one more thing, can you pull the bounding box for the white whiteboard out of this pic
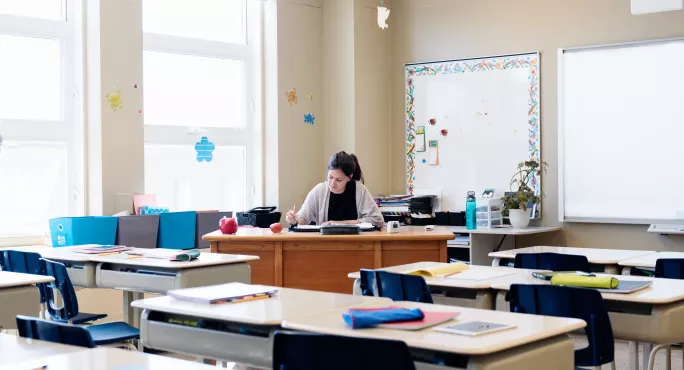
[405,53,541,214]
[559,38,684,223]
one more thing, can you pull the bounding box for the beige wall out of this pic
[275,0,325,213]
[390,0,684,250]
[353,0,392,195]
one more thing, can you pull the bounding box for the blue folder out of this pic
[157,211,197,250]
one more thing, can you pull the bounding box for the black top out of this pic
[327,180,358,221]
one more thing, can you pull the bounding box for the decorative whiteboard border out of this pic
[405,52,541,217]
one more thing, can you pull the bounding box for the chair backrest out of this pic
[16,315,95,348]
[359,269,377,297]
[508,284,614,367]
[655,258,684,279]
[272,331,415,370]
[41,258,80,321]
[359,270,432,303]
[0,250,48,304]
[514,252,590,272]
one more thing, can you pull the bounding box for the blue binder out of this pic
[158,211,197,250]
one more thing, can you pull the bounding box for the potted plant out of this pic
[502,160,547,229]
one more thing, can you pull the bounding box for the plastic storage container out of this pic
[475,198,504,228]
[49,216,119,247]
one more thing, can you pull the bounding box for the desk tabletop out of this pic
[0,333,86,367]
[446,226,561,235]
[348,262,529,289]
[618,252,684,268]
[490,272,684,304]
[488,246,654,264]
[88,251,259,269]
[0,271,53,288]
[203,226,455,242]
[131,286,391,325]
[4,347,216,370]
[281,301,584,356]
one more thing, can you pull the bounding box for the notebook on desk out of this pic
[595,280,653,294]
[291,223,378,232]
[168,282,279,304]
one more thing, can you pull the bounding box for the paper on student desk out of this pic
[406,262,469,277]
[168,282,279,304]
[296,223,376,230]
[126,248,198,259]
[446,268,516,281]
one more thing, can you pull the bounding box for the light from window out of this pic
[0,141,68,236]
[143,50,244,128]
[0,0,64,20]
[143,0,245,44]
[0,35,62,120]
[144,144,246,213]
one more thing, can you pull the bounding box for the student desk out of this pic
[132,286,390,367]
[204,226,455,294]
[4,346,217,370]
[282,300,583,370]
[347,262,534,310]
[619,251,684,274]
[4,246,258,327]
[0,271,54,330]
[0,332,86,367]
[488,245,654,274]
[490,273,684,370]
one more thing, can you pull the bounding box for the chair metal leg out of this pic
[644,343,654,370]
[648,344,672,370]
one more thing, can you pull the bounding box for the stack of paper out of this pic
[406,262,469,278]
[168,283,279,304]
[73,245,133,254]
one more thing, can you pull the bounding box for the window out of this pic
[0,0,82,239]
[143,0,262,213]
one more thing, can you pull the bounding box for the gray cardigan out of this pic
[297,181,384,226]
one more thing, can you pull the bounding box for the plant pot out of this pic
[509,209,530,229]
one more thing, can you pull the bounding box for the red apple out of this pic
[270,222,283,233]
[219,217,238,234]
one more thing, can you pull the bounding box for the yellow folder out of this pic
[406,262,469,277]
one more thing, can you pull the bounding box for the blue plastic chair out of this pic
[655,258,684,279]
[508,284,615,369]
[272,331,415,370]
[359,269,433,303]
[0,250,49,317]
[514,252,590,272]
[16,315,95,348]
[41,259,139,348]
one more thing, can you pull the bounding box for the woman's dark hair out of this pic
[328,151,364,184]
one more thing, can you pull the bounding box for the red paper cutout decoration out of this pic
[440,129,448,136]
[429,118,437,125]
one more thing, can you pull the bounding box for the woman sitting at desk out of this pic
[286,151,384,227]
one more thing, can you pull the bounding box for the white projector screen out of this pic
[559,39,684,224]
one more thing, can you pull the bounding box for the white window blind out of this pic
[559,39,684,224]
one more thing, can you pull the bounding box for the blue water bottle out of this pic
[466,191,477,230]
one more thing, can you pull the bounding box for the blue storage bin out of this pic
[49,216,119,247]
[158,211,197,250]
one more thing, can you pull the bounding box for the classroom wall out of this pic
[275,0,325,213]
[353,0,392,195]
[389,0,684,251]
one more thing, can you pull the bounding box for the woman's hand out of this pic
[286,205,299,225]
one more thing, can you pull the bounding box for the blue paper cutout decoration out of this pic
[195,136,215,163]
[422,159,426,163]
[304,112,316,125]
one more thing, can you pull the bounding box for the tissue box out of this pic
[49,216,118,247]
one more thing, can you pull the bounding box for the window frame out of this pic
[0,0,84,241]
[142,0,263,211]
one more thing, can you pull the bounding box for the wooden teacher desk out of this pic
[204,226,454,294]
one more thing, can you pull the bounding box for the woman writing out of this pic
[286,151,384,227]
